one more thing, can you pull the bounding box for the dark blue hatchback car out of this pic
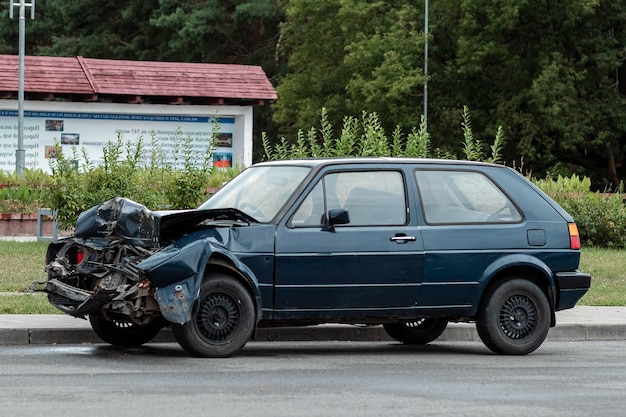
[38,158,591,357]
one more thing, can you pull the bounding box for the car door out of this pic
[273,167,425,320]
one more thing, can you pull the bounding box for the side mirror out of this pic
[322,209,350,232]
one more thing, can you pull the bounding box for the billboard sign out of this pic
[0,108,237,173]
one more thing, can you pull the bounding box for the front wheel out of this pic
[89,314,165,346]
[172,274,255,358]
[476,278,551,355]
[383,318,448,345]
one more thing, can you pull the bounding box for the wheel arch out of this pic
[204,252,263,324]
[148,241,264,326]
[479,257,557,326]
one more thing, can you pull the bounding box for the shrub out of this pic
[0,129,239,229]
[551,192,626,249]
[0,169,53,213]
[535,174,626,248]
[566,193,624,248]
[43,125,239,230]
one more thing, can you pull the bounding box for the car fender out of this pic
[138,237,262,324]
[480,253,557,308]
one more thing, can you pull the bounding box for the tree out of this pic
[1,0,284,69]
[272,0,350,133]
[445,0,626,185]
[28,0,168,60]
[150,0,283,67]
[276,0,626,186]
[274,0,426,136]
[342,2,426,132]
[150,0,286,160]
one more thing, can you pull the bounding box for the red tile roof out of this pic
[0,55,277,105]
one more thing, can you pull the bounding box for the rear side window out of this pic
[291,170,407,227]
[415,170,522,224]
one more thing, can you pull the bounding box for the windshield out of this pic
[199,165,311,222]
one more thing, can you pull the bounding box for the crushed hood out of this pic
[74,197,257,247]
[75,197,159,247]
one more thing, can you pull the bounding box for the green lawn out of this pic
[0,241,623,313]
[0,240,57,313]
[578,247,626,306]
[0,241,49,292]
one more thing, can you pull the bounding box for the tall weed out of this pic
[263,107,498,162]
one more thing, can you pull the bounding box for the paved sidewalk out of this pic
[0,236,39,242]
[0,306,624,346]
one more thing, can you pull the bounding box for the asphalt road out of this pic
[1,340,624,417]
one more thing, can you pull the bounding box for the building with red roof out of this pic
[0,55,277,172]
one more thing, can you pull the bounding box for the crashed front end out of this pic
[44,236,161,322]
[35,197,217,326]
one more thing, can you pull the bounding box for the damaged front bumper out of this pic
[32,276,156,319]
[34,233,219,326]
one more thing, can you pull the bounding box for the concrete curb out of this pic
[2,321,626,346]
[1,307,625,346]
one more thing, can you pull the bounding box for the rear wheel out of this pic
[383,318,448,345]
[89,314,164,346]
[476,278,550,355]
[172,274,255,358]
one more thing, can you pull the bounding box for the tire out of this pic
[383,318,448,345]
[476,278,551,355]
[89,314,164,346]
[172,274,255,358]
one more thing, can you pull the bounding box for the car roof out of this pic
[252,157,506,169]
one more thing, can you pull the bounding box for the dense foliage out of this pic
[275,0,626,187]
[0,170,51,213]
[2,0,626,186]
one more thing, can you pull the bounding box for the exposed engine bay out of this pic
[44,237,160,324]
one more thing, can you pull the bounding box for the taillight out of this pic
[568,223,581,250]
[76,251,84,264]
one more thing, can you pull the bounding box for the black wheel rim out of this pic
[112,319,133,329]
[195,292,240,345]
[498,294,537,340]
[404,318,427,329]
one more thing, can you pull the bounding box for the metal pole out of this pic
[16,1,26,176]
[423,0,428,129]
[10,0,35,177]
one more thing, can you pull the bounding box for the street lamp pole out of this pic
[9,0,35,177]
[423,0,428,129]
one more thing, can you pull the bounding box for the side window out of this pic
[290,181,325,226]
[291,170,407,227]
[415,170,522,224]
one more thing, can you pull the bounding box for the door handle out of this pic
[390,235,416,243]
